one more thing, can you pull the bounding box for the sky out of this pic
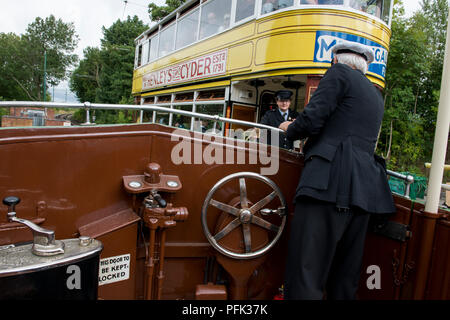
[0,0,165,102]
[0,0,422,103]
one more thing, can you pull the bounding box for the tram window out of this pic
[155,109,170,125]
[172,105,193,129]
[301,0,343,4]
[261,0,294,14]
[176,8,199,50]
[143,97,155,104]
[235,0,255,22]
[142,40,149,65]
[199,0,232,40]
[149,34,159,61]
[278,0,294,9]
[349,0,388,21]
[194,104,224,134]
[380,0,391,23]
[159,23,176,57]
[261,0,277,13]
[319,0,343,4]
[157,95,172,103]
[259,92,276,120]
[197,89,225,101]
[136,45,143,68]
[174,92,194,102]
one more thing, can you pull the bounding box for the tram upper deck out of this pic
[132,0,393,97]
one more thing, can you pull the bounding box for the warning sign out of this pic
[98,254,130,286]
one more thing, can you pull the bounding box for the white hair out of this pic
[335,53,368,74]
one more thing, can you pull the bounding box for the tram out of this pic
[0,0,449,301]
[132,0,391,136]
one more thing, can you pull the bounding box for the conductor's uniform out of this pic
[282,42,396,299]
[260,90,299,149]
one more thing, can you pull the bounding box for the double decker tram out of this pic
[132,0,392,139]
[2,0,449,301]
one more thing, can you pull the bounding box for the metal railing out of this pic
[0,101,284,134]
[3,101,448,198]
[386,170,415,199]
[387,170,450,199]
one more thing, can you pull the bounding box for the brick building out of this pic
[1,107,71,127]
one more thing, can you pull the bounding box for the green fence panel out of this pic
[388,172,427,200]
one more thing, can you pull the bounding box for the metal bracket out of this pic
[371,220,411,242]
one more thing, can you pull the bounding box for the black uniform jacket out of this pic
[286,63,396,214]
[260,108,299,149]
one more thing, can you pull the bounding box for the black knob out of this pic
[153,193,167,208]
[3,196,20,207]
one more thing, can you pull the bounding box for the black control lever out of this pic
[2,196,65,256]
[3,196,20,214]
[152,192,167,208]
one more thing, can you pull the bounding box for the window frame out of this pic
[140,88,228,135]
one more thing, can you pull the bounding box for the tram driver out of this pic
[259,90,299,149]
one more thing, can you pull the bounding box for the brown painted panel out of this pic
[0,124,303,300]
[399,201,442,299]
[357,195,413,300]
[8,124,447,300]
[138,130,301,299]
[425,217,450,299]
[94,223,139,300]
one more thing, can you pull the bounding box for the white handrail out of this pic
[0,100,284,134]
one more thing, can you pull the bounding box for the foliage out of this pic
[70,16,146,124]
[96,16,146,104]
[377,0,449,176]
[69,47,102,103]
[0,33,30,101]
[148,0,187,22]
[0,15,78,101]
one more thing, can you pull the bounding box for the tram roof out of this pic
[135,0,198,43]
[135,0,392,44]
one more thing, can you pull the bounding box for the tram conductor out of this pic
[279,41,396,299]
[260,90,299,149]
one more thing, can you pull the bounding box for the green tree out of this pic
[69,47,102,103]
[148,0,187,22]
[70,16,146,124]
[96,16,147,104]
[0,15,78,101]
[0,33,31,100]
[378,0,448,174]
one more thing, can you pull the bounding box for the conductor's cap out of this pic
[275,90,293,100]
[332,41,374,64]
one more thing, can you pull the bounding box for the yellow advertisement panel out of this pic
[132,8,391,95]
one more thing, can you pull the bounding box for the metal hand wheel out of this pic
[201,172,287,259]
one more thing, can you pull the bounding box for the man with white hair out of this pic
[279,41,396,299]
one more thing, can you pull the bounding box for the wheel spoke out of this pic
[213,218,241,242]
[239,178,249,209]
[210,199,240,216]
[251,215,280,233]
[242,224,252,253]
[250,191,277,214]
